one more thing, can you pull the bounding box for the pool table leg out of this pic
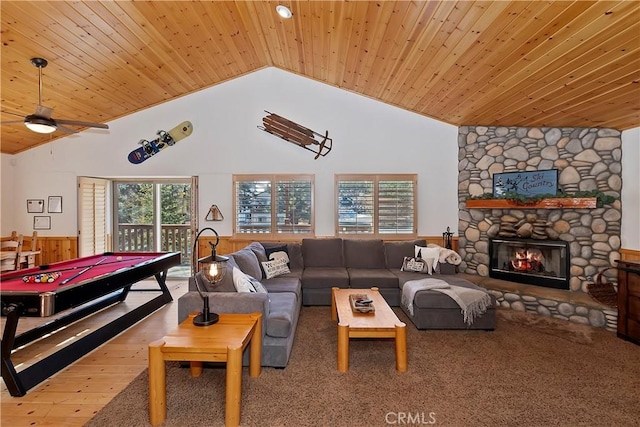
[1,304,27,396]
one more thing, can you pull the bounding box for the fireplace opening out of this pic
[489,238,570,290]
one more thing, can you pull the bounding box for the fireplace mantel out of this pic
[465,197,597,210]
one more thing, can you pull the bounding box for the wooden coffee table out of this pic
[148,312,262,427]
[331,287,407,372]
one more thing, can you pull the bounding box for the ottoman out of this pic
[400,275,496,330]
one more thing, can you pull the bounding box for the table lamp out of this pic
[192,227,229,326]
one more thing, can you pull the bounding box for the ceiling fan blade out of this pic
[0,120,25,124]
[57,125,78,134]
[1,110,26,118]
[35,104,53,119]
[55,119,109,129]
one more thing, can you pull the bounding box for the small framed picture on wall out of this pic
[48,196,63,213]
[34,216,51,230]
[27,199,45,213]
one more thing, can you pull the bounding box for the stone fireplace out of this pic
[457,126,622,330]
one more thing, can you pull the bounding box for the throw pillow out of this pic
[262,257,291,279]
[232,267,256,293]
[262,245,290,278]
[400,256,434,275]
[248,276,268,294]
[415,245,440,270]
[265,245,290,265]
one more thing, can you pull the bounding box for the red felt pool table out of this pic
[0,251,180,397]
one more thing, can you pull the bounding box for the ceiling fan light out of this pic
[276,5,292,19]
[24,116,57,134]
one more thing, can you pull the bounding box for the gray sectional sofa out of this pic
[177,238,495,368]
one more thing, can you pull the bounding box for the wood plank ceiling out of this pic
[1,1,639,155]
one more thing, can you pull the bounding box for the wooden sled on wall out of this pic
[258,111,332,159]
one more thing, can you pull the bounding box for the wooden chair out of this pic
[1,234,23,272]
[21,231,40,266]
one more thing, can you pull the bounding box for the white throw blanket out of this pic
[402,278,492,325]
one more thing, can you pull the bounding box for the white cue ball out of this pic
[116,256,123,261]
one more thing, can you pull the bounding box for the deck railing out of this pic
[117,224,191,263]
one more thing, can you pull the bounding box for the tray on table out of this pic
[349,293,375,314]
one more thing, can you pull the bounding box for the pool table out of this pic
[0,251,180,397]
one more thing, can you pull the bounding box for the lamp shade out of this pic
[200,258,227,283]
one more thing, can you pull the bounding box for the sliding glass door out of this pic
[113,179,194,278]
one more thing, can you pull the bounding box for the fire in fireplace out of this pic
[489,238,570,290]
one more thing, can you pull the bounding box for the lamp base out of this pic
[193,311,219,326]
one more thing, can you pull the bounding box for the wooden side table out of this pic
[148,312,262,427]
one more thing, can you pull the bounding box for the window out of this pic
[336,174,416,237]
[234,174,314,237]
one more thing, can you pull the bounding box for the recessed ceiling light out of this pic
[276,5,292,19]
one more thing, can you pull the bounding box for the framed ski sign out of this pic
[493,169,558,198]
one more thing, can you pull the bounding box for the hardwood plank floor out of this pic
[1,280,188,426]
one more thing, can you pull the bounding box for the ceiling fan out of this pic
[1,57,109,134]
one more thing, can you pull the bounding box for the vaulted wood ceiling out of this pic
[1,1,639,155]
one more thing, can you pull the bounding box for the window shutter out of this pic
[336,174,416,237]
[337,180,374,234]
[235,180,272,234]
[276,179,313,234]
[378,180,415,234]
[78,177,109,256]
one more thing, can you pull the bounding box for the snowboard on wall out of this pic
[128,121,193,164]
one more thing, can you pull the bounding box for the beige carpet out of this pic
[85,307,640,427]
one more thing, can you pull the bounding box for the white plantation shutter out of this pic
[337,180,374,234]
[336,174,416,237]
[276,179,313,234]
[234,175,314,237]
[78,177,109,256]
[378,179,415,234]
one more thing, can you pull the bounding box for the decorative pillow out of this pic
[232,267,256,293]
[415,245,440,270]
[261,257,291,279]
[401,256,434,275]
[248,276,268,294]
[261,245,290,278]
[265,245,290,265]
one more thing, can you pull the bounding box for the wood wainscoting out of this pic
[28,235,640,265]
[31,236,78,265]
[620,248,640,262]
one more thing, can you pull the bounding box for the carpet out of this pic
[86,307,640,427]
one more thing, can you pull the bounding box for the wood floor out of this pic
[1,280,188,426]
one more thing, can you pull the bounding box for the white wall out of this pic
[1,68,458,238]
[621,126,640,251]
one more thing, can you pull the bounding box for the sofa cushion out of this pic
[262,276,301,298]
[302,238,343,268]
[347,268,399,289]
[384,239,427,269]
[266,292,298,338]
[231,248,262,280]
[344,239,386,269]
[301,267,349,289]
[246,242,268,264]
